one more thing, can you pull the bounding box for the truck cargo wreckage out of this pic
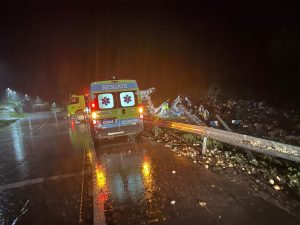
[140,88,300,163]
[140,87,208,125]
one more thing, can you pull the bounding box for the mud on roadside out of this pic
[144,128,300,217]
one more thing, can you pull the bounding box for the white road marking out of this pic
[79,147,86,223]
[12,200,29,225]
[0,173,79,191]
[87,131,106,225]
[31,116,51,134]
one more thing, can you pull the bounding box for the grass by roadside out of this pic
[0,105,28,128]
[9,112,28,118]
[0,119,17,128]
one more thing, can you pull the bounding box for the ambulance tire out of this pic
[94,139,100,148]
[90,126,99,147]
[93,136,101,149]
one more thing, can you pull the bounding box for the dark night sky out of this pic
[0,1,299,104]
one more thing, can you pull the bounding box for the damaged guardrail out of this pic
[144,117,300,163]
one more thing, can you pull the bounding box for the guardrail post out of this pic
[154,117,159,137]
[202,137,207,154]
[154,125,158,137]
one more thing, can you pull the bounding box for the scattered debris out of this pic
[232,120,241,125]
[274,185,281,191]
[198,201,207,207]
[146,127,300,215]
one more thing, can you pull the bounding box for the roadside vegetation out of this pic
[9,111,27,118]
[0,119,17,128]
[0,102,28,128]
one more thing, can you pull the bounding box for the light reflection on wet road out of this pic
[0,112,299,225]
[0,112,88,225]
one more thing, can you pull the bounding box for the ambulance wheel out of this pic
[93,136,101,148]
[90,127,98,145]
[95,139,99,148]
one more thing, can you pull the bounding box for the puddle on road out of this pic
[92,138,168,224]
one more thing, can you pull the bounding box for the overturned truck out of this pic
[140,87,209,126]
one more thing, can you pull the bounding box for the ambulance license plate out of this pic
[102,119,115,125]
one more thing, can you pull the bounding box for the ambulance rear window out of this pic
[98,93,114,109]
[69,97,79,104]
[120,91,136,107]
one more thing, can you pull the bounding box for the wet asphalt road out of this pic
[0,112,299,225]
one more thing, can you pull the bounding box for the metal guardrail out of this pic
[144,117,300,163]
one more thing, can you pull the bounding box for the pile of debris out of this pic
[141,87,300,146]
[199,89,300,146]
[142,86,300,185]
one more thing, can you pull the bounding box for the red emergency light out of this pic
[91,99,98,111]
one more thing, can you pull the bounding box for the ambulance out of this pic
[89,79,144,142]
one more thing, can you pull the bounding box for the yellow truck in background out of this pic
[67,94,89,121]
